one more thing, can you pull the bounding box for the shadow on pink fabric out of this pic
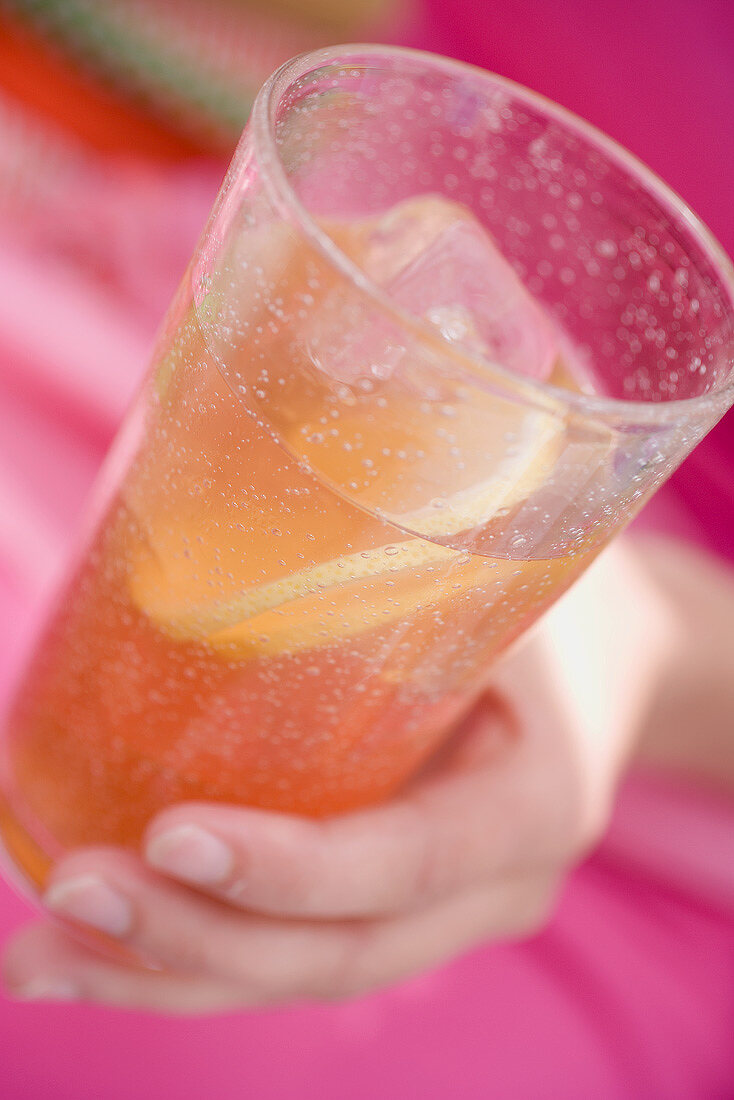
[0,2,733,1097]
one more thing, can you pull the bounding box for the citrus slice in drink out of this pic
[128,401,560,660]
[130,194,566,659]
[132,532,458,657]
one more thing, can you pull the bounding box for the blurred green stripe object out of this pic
[0,0,330,145]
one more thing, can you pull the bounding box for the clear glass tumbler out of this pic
[1,45,733,892]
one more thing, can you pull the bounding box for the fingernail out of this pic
[146,824,234,887]
[11,977,79,1002]
[44,875,133,938]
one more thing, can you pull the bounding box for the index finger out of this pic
[143,696,560,919]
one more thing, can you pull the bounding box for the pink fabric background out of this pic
[0,2,733,1098]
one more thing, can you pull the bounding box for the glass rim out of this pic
[250,43,734,427]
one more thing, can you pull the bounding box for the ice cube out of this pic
[304,196,556,388]
[356,195,557,382]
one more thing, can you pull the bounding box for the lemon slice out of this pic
[129,428,552,660]
[137,537,448,639]
[391,412,559,540]
[207,543,485,658]
[129,384,561,659]
[131,195,565,658]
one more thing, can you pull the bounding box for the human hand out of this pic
[2,543,675,1014]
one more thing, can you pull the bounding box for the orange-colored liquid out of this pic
[0,201,597,886]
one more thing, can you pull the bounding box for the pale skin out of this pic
[2,536,732,1014]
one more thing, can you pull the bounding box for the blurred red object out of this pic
[0,13,205,158]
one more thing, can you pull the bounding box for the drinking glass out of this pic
[2,45,733,892]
